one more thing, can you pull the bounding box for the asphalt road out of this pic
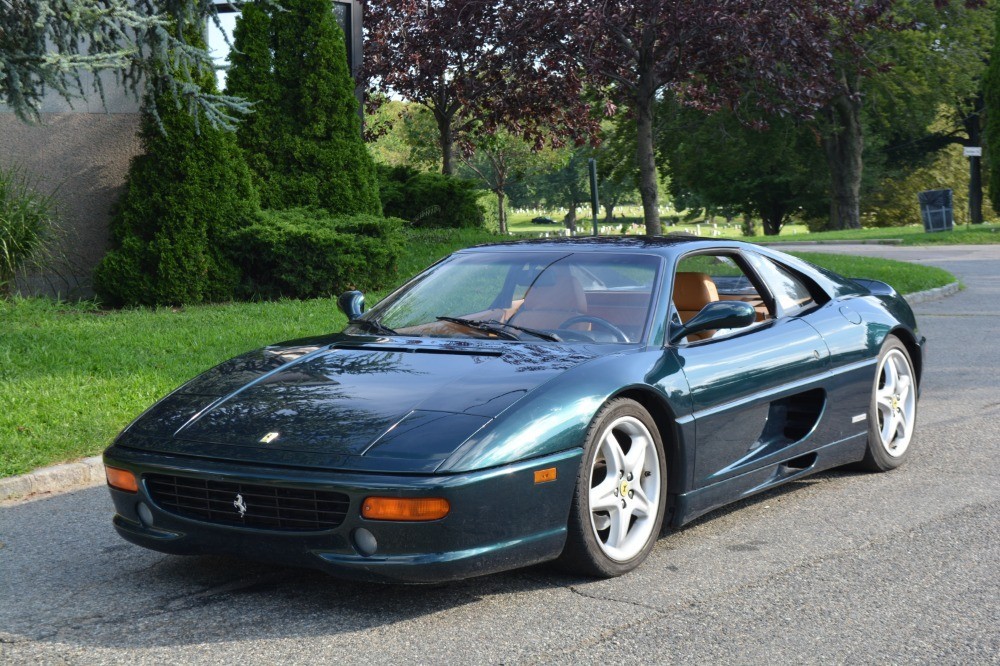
[2,244,998,665]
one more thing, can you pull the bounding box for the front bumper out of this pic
[103,445,581,583]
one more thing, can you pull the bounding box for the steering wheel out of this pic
[558,315,629,343]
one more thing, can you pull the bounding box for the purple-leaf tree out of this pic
[565,0,888,235]
[364,0,598,176]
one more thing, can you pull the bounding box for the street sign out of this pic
[964,146,983,157]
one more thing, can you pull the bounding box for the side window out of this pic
[673,253,770,342]
[744,253,818,316]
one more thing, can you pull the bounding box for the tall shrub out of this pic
[226,0,381,215]
[378,166,485,228]
[0,166,58,297]
[225,1,275,193]
[225,209,402,299]
[94,37,259,306]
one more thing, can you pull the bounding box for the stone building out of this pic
[1,1,362,298]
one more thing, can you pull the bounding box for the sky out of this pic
[206,11,239,89]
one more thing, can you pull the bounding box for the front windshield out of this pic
[357,251,661,344]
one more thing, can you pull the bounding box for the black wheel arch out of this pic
[887,326,923,388]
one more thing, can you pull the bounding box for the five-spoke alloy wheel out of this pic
[561,398,667,577]
[860,336,918,471]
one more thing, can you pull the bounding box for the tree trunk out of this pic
[563,205,577,233]
[635,59,661,235]
[496,191,507,234]
[761,203,784,236]
[603,202,615,222]
[822,81,863,230]
[435,111,454,176]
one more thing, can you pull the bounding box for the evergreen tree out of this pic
[986,6,1000,213]
[225,2,275,194]
[2,0,249,128]
[94,35,259,306]
[226,0,381,215]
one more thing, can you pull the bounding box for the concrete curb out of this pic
[0,280,962,504]
[1,456,104,503]
[904,281,961,305]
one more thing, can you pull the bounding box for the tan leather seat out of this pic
[509,265,587,331]
[674,271,719,341]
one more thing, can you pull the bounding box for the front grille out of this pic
[145,473,350,531]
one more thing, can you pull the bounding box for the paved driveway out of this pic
[2,245,998,664]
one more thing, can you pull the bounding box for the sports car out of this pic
[104,236,924,582]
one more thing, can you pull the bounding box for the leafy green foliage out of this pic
[224,209,403,299]
[378,166,485,229]
[2,0,251,128]
[986,3,1000,212]
[93,52,259,306]
[863,0,994,172]
[866,141,997,227]
[0,166,59,296]
[661,103,827,235]
[226,0,381,215]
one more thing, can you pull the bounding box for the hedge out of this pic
[225,209,403,300]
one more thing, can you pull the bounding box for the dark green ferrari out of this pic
[104,236,924,582]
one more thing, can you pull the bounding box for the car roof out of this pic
[453,234,866,300]
[456,234,748,257]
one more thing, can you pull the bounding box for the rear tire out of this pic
[559,398,667,577]
[857,336,917,472]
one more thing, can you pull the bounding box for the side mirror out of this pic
[669,301,756,344]
[337,290,365,321]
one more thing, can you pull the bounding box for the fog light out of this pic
[136,502,154,527]
[353,528,378,556]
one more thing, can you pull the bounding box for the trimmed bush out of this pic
[225,209,403,299]
[94,34,259,307]
[378,165,485,228]
[226,0,381,215]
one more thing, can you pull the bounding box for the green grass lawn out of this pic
[507,208,1000,244]
[506,209,812,239]
[0,229,956,477]
[764,223,1000,245]
[789,252,957,294]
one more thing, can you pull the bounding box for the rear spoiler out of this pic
[850,278,897,298]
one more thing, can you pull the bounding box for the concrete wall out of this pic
[1,74,142,298]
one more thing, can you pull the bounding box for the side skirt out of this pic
[670,433,868,528]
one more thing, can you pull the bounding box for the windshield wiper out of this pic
[488,320,562,342]
[351,318,398,336]
[435,316,520,340]
[436,316,561,342]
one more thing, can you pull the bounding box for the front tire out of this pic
[560,398,667,577]
[858,336,918,472]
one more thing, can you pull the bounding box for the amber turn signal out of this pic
[534,467,557,484]
[105,466,138,493]
[361,497,450,521]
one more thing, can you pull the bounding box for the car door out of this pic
[664,250,831,489]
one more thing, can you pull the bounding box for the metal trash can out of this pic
[918,189,954,232]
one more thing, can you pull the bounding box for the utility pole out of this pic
[589,158,600,236]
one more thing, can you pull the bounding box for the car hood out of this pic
[119,335,608,473]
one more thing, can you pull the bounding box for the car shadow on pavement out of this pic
[0,485,591,651]
[0,467,865,652]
